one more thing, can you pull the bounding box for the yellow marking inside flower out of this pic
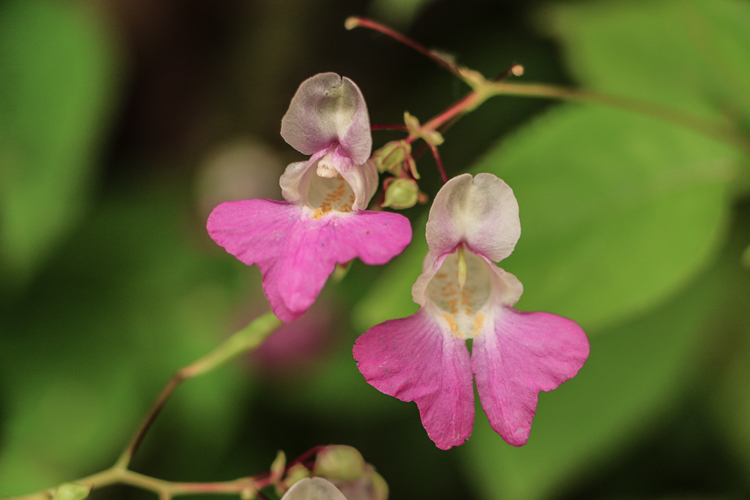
[427,250,492,339]
[456,244,467,291]
[443,313,463,338]
[472,312,485,338]
[311,176,353,220]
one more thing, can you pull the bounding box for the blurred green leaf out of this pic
[368,0,438,29]
[357,104,737,332]
[0,0,117,287]
[742,243,750,268]
[462,234,738,500]
[476,104,736,329]
[542,0,750,121]
[0,185,252,495]
[706,212,750,478]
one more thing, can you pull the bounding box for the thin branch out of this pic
[493,81,750,156]
[345,17,463,79]
[116,311,282,468]
[371,124,409,132]
[426,142,448,184]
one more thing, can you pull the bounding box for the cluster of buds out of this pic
[274,446,387,500]
[371,110,446,210]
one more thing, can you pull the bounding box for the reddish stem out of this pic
[426,142,448,184]
[371,124,409,132]
[420,92,481,134]
[287,446,325,469]
[346,17,462,78]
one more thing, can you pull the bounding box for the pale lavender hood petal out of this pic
[281,73,372,165]
[426,173,520,261]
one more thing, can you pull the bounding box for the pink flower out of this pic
[208,73,412,322]
[353,173,589,450]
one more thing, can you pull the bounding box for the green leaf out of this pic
[542,0,750,123]
[477,104,737,329]
[705,213,750,478]
[0,0,117,287]
[742,243,750,269]
[357,104,736,332]
[462,239,735,500]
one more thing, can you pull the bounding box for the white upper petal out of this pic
[280,73,372,165]
[426,173,521,262]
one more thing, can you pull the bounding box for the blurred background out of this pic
[1,0,750,499]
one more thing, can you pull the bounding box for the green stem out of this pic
[492,81,750,156]
[6,467,264,500]
[5,312,282,500]
[116,311,282,469]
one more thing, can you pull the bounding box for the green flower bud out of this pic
[371,141,411,175]
[278,463,312,497]
[403,111,421,134]
[52,484,90,500]
[270,450,286,483]
[382,178,419,210]
[404,112,443,146]
[368,472,389,500]
[314,445,367,481]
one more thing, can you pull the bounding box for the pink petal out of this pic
[208,199,411,322]
[280,73,372,165]
[426,173,520,262]
[472,306,589,446]
[353,309,474,450]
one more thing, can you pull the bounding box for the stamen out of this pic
[456,244,467,291]
[316,152,338,178]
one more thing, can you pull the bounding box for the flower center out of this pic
[427,246,491,338]
[306,170,356,221]
[316,151,339,178]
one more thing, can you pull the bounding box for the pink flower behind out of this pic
[354,173,589,449]
[208,73,412,322]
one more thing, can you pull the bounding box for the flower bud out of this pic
[314,445,367,481]
[371,141,411,175]
[270,450,286,483]
[382,178,419,210]
[52,484,90,500]
[280,463,312,492]
[312,446,389,500]
[404,112,443,146]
